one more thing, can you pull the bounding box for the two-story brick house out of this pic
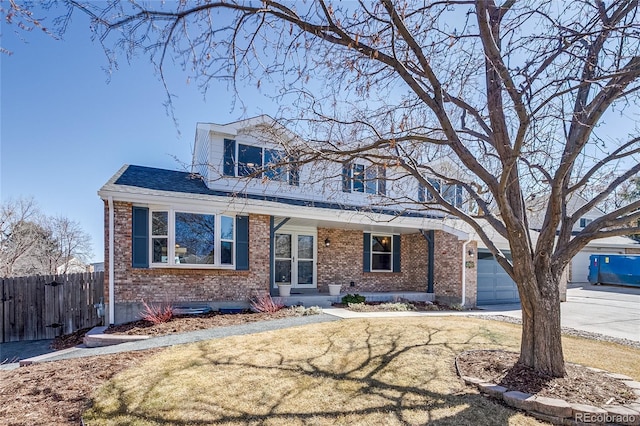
[99,116,482,324]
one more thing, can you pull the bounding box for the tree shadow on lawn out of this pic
[83,319,536,425]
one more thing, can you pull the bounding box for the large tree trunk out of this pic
[517,266,566,377]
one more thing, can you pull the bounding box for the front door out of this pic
[274,232,316,288]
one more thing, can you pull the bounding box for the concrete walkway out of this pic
[479,283,640,343]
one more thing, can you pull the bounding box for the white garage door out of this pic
[570,249,623,283]
[477,250,520,305]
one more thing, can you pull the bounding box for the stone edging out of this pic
[455,351,640,426]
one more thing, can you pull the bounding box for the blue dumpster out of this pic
[588,254,640,287]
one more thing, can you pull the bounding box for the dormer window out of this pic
[223,139,299,186]
[418,178,463,208]
[342,163,386,195]
[579,218,593,228]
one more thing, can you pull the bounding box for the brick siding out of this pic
[316,229,428,293]
[105,201,270,322]
[105,201,476,322]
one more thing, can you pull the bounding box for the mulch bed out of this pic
[50,308,301,349]
[456,350,635,406]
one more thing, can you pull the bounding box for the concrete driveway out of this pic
[480,282,640,342]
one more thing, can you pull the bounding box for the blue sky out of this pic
[1,5,277,262]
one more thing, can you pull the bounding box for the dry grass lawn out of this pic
[83,317,640,425]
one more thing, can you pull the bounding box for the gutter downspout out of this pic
[461,239,472,307]
[108,196,115,325]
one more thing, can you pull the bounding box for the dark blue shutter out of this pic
[342,163,352,192]
[363,232,371,272]
[235,215,249,270]
[223,139,236,176]
[393,235,401,272]
[132,206,149,268]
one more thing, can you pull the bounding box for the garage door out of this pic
[477,250,520,305]
[570,250,623,283]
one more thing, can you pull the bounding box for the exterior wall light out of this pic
[325,238,331,247]
[468,248,475,257]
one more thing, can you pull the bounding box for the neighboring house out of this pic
[90,262,105,273]
[99,116,511,324]
[527,194,640,283]
[56,257,89,274]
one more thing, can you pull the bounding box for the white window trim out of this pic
[370,233,394,273]
[149,206,236,269]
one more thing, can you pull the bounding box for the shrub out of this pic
[290,305,323,316]
[139,300,174,324]
[377,302,416,311]
[341,294,366,304]
[250,294,285,313]
[449,303,465,311]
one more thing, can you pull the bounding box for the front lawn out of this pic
[83,317,640,425]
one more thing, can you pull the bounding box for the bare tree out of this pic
[0,197,42,277]
[0,198,92,277]
[14,0,640,376]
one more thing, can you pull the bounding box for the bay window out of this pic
[149,209,235,267]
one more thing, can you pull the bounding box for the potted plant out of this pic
[277,283,292,297]
[328,283,342,296]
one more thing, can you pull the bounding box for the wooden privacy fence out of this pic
[0,272,104,343]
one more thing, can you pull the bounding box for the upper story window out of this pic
[418,178,462,208]
[342,163,386,195]
[223,139,299,186]
[579,218,593,228]
[150,209,234,267]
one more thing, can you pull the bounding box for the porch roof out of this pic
[99,164,470,239]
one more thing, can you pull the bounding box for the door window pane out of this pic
[298,260,313,284]
[175,212,215,264]
[297,235,314,259]
[275,260,291,283]
[275,234,291,258]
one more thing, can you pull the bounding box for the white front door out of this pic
[274,231,317,288]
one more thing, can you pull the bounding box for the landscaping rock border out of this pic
[456,351,640,426]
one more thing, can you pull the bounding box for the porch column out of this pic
[420,230,435,293]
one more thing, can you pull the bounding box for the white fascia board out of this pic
[98,185,469,237]
[197,115,278,138]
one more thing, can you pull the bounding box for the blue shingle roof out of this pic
[114,165,439,219]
